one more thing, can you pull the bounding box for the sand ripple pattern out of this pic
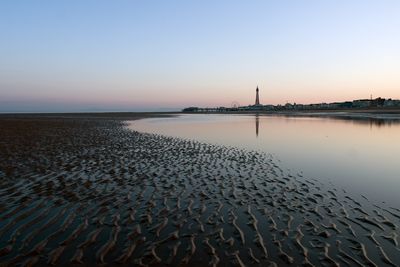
[0,118,399,266]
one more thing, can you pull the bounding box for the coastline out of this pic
[0,114,399,266]
[0,112,179,120]
[2,107,400,122]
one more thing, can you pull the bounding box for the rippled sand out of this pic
[0,117,399,266]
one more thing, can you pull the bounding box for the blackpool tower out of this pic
[255,86,260,105]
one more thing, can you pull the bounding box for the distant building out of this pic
[384,99,400,107]
[285,103,294,109]
[182,107,199,112]
[339,101,353,108]
[248,86,264,111]
[255,86,261,106]
[352,99,371,108]
[371,97,385,107]
[263,105,275,110]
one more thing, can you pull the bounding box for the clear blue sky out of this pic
[1,1,399,112]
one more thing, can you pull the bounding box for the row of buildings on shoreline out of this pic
[183,87,400,112]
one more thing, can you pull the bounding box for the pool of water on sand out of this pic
[128,114,400,207]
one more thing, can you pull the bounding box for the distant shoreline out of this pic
[1,108,400,121]
[183,107,400,114]
[0,112,180,120]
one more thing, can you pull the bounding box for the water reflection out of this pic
[279,113,400,128]
[128,114,400,206]
[255,115,259,137]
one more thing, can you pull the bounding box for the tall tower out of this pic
[255,86,260,105]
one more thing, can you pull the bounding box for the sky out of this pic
[1,1,400,112]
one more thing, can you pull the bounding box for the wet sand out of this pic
[0,115,399,266]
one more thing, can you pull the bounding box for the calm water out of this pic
[128,114,400,206]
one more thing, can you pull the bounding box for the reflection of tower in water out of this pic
[255,115,259,137]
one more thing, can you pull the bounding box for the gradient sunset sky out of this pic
[1,1,399,112]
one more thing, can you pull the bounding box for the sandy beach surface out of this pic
[0,114,399,266]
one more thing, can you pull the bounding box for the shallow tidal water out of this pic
[128,114,400,207]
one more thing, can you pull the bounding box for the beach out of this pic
[0,114,399,266]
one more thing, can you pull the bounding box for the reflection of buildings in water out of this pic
[338,117,400,128]
[255,115,259,137]
[280,114,400,128]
